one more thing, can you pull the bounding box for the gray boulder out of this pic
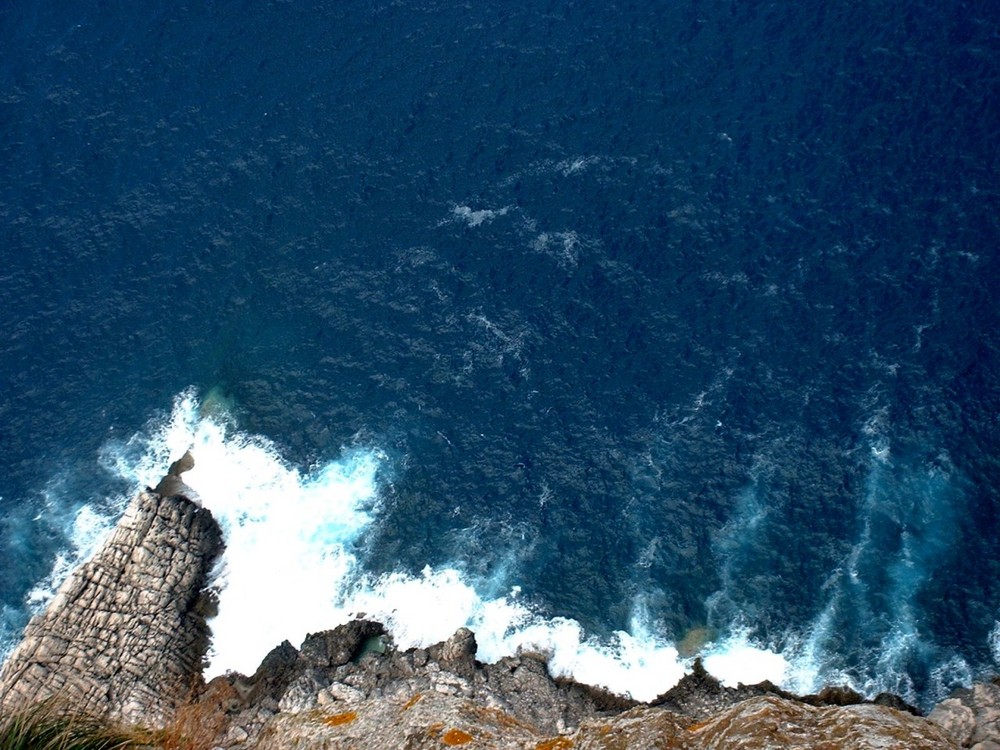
[929,681,1000,748]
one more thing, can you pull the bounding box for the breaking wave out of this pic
[6,390,982,711]
[12,389,798,701]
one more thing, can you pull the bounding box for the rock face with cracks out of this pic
[0,456,223,728]
[928,680,1000,749]
[200,622,962,750]
[0,459,996,749]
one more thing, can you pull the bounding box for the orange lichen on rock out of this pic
[403,693,424,711]
[442,727,474,745]
[460,703,527,730]
[322,710,358,727]
[535,737,574,750]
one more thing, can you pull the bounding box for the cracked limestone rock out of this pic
[0,469,224,728]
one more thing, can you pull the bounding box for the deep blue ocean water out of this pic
[2,0,999,709]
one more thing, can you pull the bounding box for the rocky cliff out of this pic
[0,454,224,728]
[1,458,997,749]
[186,619,973,750]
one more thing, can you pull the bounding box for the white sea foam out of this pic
[774,434,969,707]
[702,628,788,687]
[778,601,854,696]
[87,391,688,694]
[0,604,24,664]
[345,571,687,700]
[25,496,119,610]
[82,391,728,696]
[990,621,1000,666]
[447,204,510,227]
[100,390,386,676]
[530,230,581,268]
[927,654,972,702]
[555,156,599,175]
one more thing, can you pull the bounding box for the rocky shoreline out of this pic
[0,460,997,749]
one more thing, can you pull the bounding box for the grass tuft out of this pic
[0,702,143,750]
[150,687,232,750]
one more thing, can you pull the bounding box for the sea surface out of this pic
[1,0,998,711]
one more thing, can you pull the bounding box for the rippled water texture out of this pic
[1,0,998,709]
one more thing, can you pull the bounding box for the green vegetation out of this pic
[0,703,143,750]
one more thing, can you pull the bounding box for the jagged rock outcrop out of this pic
[168,620,968,749]
[0,457,224,728]
[184,621,637,747]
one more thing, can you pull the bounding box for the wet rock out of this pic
[245,639,300,705]
[153,449,201,505]
[874,691,922,715]
[650,657,794,720]
[210,623,976,749]
[436,627,477,679]
[300,620,386,668]
[803,684,865,706]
